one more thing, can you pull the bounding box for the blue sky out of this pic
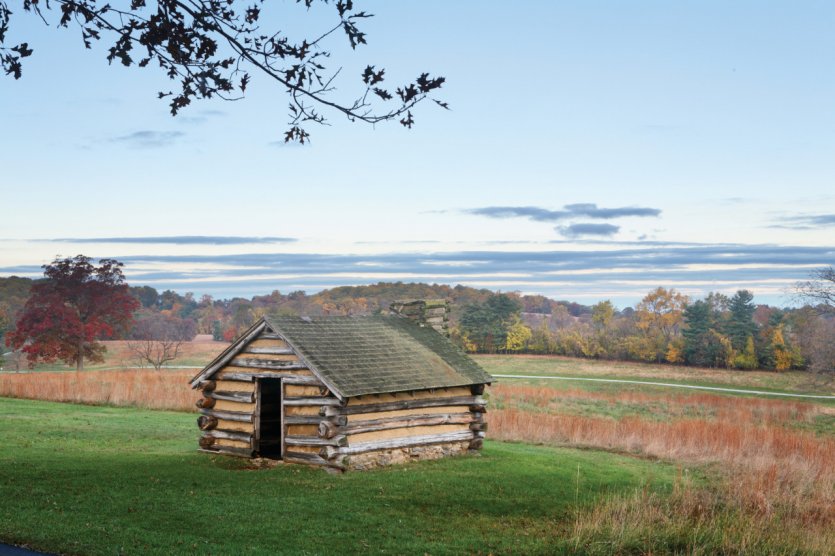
[1,1,834,307]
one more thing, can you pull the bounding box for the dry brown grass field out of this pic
[0,369,196,411]
[490,382,835,550]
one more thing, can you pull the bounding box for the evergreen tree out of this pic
[682,300,713,366]
[726,290,757,352]
[460,294,522,353]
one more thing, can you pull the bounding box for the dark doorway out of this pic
[258,379,283,458]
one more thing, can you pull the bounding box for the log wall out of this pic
[320,385,487,471]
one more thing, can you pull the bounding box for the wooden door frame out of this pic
[254,377,285,460]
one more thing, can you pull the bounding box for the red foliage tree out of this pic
[7,255,139,370]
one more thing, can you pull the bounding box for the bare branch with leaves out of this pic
[795,266,835,313]
[1,0,447,142]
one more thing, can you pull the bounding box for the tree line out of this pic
[453,287,834,373]
[1,256,833,373]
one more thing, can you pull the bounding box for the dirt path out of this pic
[492,374,835,400]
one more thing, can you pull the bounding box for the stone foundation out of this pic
[346,441,473,471]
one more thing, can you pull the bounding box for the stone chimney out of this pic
[390,299,449,336]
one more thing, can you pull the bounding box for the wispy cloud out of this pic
[771,213,835,230]
[44,236,297,245]
[177,109,227,126]
[465,203,661,222]
[111,130,185,148]
[557,223,620,238]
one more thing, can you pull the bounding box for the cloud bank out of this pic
[4,242,829,306]
[44,236,297,245]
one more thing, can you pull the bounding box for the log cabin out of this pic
[189,301,493,471]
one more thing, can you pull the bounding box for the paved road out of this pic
[0,544,52,556]
[492,374,835,400]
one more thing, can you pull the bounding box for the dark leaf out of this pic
[399,111,414,129]
[373,87,392,101]
[416,73,444,93]
[12,42,33,57]
[336,0,353,18]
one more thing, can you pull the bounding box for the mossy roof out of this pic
[264,315,492,398]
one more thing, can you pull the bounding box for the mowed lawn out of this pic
[0,397,681,556]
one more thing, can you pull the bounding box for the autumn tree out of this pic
[635,287,688,362]
[733,335,758,370]
[1,0,446,142]
[591,300,614,331]
[127,313,196,370]
[635,287,688,341]
[7,256,139,370]
[504,317,532,352]
[528,318,557,354]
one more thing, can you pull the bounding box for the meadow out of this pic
[1,344,833,553]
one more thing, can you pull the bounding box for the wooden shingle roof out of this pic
[265,315,493,398]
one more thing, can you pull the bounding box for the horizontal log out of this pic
[318,420,338,439]
[323,430,476,457]
[469,422,488,432]
[203,430,252,443]
[200,380,217,393]
[474,431,486,439]
[199,436,215,449]
[260,333,285,340]
[208,390,255,404]
[285,397,344,407]
[198,408,254,423]
[284,451,345,471]
[323,396,486,417]
[196,397,215,409]
[323,412,476,438]
[219,372,322,386]
[471,384,486,395]
[200,446,254,458]
[230,358,307,371]
[243,347,295,355]
[285,415,347,426]
[197,415,218,431]
[469,404,488,413]
[285,435,348,447]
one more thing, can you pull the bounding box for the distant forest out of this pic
[1,276,832,373]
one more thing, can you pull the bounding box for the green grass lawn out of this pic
[0,397,683,555]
